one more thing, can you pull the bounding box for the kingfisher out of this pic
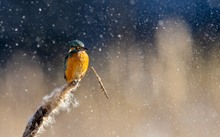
[64,40,89,83]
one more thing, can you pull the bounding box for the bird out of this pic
[64,40,89,83]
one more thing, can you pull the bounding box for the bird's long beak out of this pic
[82,47,89,51]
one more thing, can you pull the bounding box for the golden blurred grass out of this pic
[1,18,220,137]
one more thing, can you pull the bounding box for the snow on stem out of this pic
[22,82,80,137]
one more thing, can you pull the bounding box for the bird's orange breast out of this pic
[65,51,89,83]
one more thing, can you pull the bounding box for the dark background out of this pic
[1,0,220,65]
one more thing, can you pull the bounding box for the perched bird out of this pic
[64,40,89,83]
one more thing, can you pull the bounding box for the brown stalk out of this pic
[90,67,109,99]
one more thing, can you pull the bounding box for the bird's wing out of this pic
[64,55,68,80]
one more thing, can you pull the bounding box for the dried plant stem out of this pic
[22,82,79,137]
[23,67,108,137]
[90,67,109,99]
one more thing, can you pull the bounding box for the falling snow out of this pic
[1,0,220,137]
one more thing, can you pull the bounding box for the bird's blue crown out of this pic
[70,40,84,47]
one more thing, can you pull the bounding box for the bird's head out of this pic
[69,40,88,53]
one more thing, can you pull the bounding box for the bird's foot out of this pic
[72,79,78,85]
[72,78,81,85]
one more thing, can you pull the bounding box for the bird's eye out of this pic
[76,47,80,50]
